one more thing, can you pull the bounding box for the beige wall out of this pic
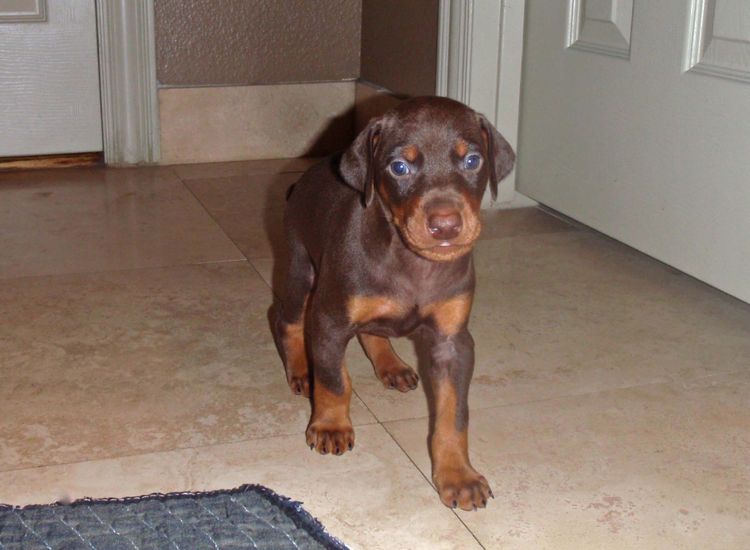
[360,0,439,97]
[155,0,362,86]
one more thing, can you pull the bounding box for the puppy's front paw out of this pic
[434,466,493,511]
[305,420,355,455]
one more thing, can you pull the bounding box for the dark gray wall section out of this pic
[155,0,362,86]
[360,0,439,97]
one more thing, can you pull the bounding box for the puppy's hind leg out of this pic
[306,299,355,455]
[358,334,419,392]
[270,231,314,397]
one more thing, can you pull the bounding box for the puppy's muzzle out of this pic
[426,201,463,242]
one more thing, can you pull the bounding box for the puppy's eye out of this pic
[389,160,410,177]
[464,153,482,171]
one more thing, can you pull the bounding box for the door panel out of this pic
[518,0,750,303]
[0,0,102,156]
[566,0,633,59]
[685,0,750,83]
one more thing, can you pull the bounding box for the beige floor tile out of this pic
[185,172,300,260]
[479,207,578,240]
[0,166,243,279]
[0,425,481,550]
[172,157,321,180]
[345,231,750,423]
[250,257,274,290]
[386,373,750,549]
[0,262,374,471]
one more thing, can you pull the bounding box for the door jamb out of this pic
[96,0,160,165]
[436,0,534,208]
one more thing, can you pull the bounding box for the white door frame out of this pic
[96,0,160,165]
[436,0,534,209]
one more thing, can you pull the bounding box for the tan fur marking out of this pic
[282,321,307,377]
[430,375,490,509]
[358,334,418,391]
[313,366,352,420]
[431,376,469,470]
[359,334,400,366]
[422,293,473,336]
[348,295,408,325]
[280,296,310,396]
[402,144,419,163]
[454,139,469,157]
[307,364,355,454]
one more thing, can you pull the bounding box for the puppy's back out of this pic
[285,156,362,261]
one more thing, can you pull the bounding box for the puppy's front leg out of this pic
[305,307,355,456]
[424,292,492,510]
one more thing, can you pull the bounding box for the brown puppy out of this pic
[271,96,515,510]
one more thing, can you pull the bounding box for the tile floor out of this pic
[1,160,749,549]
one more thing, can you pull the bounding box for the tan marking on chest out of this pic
[348,295,409,325]
[422,293,473,336]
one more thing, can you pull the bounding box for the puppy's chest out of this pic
[355,304,422,337]
[346,292,460,337]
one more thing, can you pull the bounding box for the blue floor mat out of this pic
[0,484,348,549]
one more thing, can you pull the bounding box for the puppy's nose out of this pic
[427,210,462,241]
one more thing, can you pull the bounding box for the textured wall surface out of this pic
[360,0,439,97]
[155,0,361,86]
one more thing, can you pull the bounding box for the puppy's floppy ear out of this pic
[339,118,382,207]
[477,114,516,201]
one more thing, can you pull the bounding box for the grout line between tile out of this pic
[174,171,249,261]
[0,418,382,477]
[350,384,487,548]
[379,422,487,550]
[245,259,275,294]
[172,170,307,184]
[366,370,748,429]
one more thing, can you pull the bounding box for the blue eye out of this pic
[464,154,482,171]
[389,160,410,177]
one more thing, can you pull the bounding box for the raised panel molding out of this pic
[566,0,634,59]
[684,0,750,83]
[0,0,46,23]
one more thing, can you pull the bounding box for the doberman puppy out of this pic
[271,96,515,510]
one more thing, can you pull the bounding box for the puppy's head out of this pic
[340,96,515,262]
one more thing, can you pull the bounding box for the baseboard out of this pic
[158,82,356,164]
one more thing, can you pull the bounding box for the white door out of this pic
[0,0,102,156]
[518,0,750,303]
